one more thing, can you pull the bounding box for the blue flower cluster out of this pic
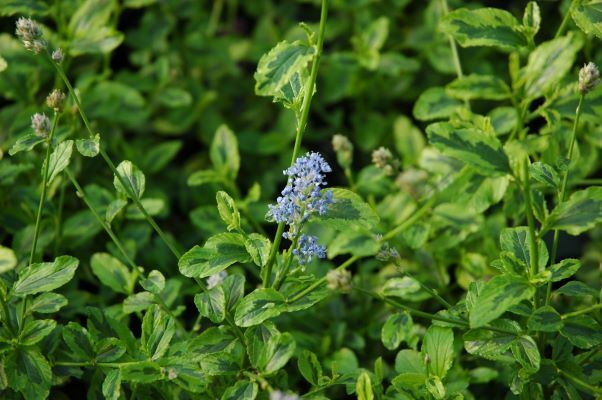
[267,152,333,264]
[293,234,327,265]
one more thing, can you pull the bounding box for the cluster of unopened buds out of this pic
[371,146,399,176]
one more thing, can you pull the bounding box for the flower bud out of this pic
[15,17,47,54]
[578,62,600,94]
[31,113,51,137]
[326,269,352,293]
[46,89,66,112]
[372,146,399,176]
[52,48,64,63]
[332,134,353,169]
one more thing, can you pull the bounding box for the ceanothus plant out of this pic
[0,0,601,399]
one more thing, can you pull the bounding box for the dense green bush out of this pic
[1,0,601,399]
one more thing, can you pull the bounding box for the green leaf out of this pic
[312,188,379,230]
[210,124,240,180]
[216,191,240,231]
[30,292,68,313]
[0,0,50,16]
[158,87,193,108]
[234,288,287,327]
[356,371,374,400]
[179,233,251,278]
[571,0,602,40]
[187,169,224,186]
[254,40,316,98]
[142,140,182,174]
[413,87,463,121]
[140,270,165,294]
[464,319,520,360]
[44,140,73,186]
[0,245,17,273]
[68,0,124,55]
[244,233,271,267]
[547,187,602,235]
[528,306,563,332]
[5,348,52,400]
[521,33,582,98]
[8,134,45,156]
[394,115,425,167]
[123,291,155,313]
[264,332,296,374]
[223,274,245,312]
[381,311,413,350]
[106,199,127,224]
[556,281,598,297]
[125,198,165,219]
[469,275,534,327]
[530,162,560,189]
[298,350,322,386]
[549,259,581,282]
[422,326,454,379]
[426,122,511,176]
[13,255,79,296]
[500,227,548,273]
[523,2,541,37]
[511,335,540,373]
[560,316,602,349]
[63,322,95,360]
[221,380,258,400]
[19,319,56,345]
[76,133,100,157]
[446,74,511,100]
[90,252,134,294]
[194,286,226,323]
[95,338,127,362]
[102,369,121,400]
[120,361,164,383]
[113,160,146,199]
[141,305,175,360]
[392,349,426,386]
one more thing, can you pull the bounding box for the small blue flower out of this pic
[292,234,326,265]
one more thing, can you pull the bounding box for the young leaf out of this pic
[13,255,79,296]
[571,1,602,40]
[44,140,73,185]
[521,33,582,98]
[113,160,146,199]
[244,233,271,267]
[298,350,323,386]
[210,125,240,180]
[469,275,534,327]
[102,369,121,400]
[529,162,560,189]
[523,2,541,37]
[440,8,528,50]
[216,191,240,231]
[140,270,165,294]
[356,371,374,400]
[381,311,413,350]
[0,245,17,273]
[19,319,56,345]
[413,87,463,121]
[547,187,602,235]
[254,40,316,98]
[500,227,548,272]
[422,326,454,379]
[194,285,226,323]
[221,380,258,400]
[426,122,511,176]
[90,252,135,294]
[178,233,251,278]
[528,306,563,332]
[549,259,581,282]
[76,133,100,157]
[234,288,287,327]
[446,74,511,100]
[141,305,175,360]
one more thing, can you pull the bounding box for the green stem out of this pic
[53,182,66,257]
[48,53,182,260]
[20,112,59,332]
[273,235,299,290]
[522,160,540,280]
[263,0,329,287]
[561,303,602,320]
[382,196,437,241]
[65,169,138,272]
[575,178,602,185]
[206,0,225,36]
[555,0,579,39]
[440,0,469,110]
[558,368,602,395]
[546,94,585,307]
